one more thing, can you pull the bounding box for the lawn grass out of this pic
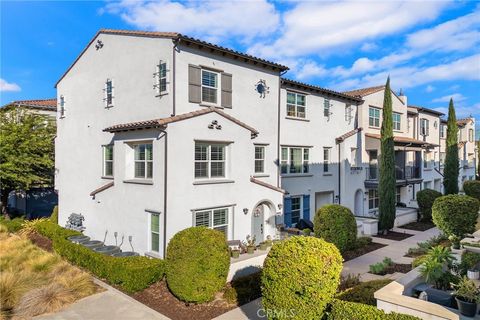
[0,225,97,319]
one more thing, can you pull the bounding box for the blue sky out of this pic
[1,1,479,125]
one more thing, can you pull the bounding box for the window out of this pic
[440,125,446,138]
[351,148,357,167]
[134,143,153,179]
[103,145,114,177]
[254,146,265,174]
[369,107,380,127]
[423,151,431,169]
[469,129,474,142]
[195,143,226,179]
[323,147,331,173]
[281,147,310,174]
[324,99,331,117]
[368,189,379,210]
[393,113,401,130]
[150,213,160,252]
[396,187,401,203]
[59,95,65,118]
[420,118,429,136]
[194,208,228,237]
[440,152,446,166]
[201,70,218,104]
[155,61,168,94]
[104,79,114,107]
[286,92,306,118]
[345,104,353,122]
[291,196,301,224]
[424,181,432,190]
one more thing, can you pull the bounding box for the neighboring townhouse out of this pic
[55,29,288,257]
[1,98,57,118]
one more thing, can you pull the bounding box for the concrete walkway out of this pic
[35,279,170,320]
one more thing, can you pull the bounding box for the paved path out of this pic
[35,280,170,320]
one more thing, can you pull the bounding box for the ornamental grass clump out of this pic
[261,236,342,320]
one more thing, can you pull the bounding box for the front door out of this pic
[354,189,364,217]
[315,191,334,211]
[252,205,265,244]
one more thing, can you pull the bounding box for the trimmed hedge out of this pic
[464,180,480,201]
[416,189,442,222]
[314,204,357,253]
[262,236,342,320]
[33,220,165,293]
[166,227,230,303]
[50,205,58,223]
[328,299,420,320]
[0,216,25,233]
[336,279,392,305]
[432,195,479,240]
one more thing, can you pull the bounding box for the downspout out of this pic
[277,72,287,187]
[337,145,341,204]
[160,129,168,258]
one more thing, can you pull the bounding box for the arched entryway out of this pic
[251,200,276,244]
[354,189,364,217]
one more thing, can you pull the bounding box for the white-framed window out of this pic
[420,118,429,136]
[393,113,401,131]
[194,207,228,237]
[201,69,218,104]
[323,147,331,173]
[59,95,65,118]
[291,196,301,224]
[286,92,306,118]
[154,60,168,95]
[195,142,226,179]
[134,143,153,179]
[254,145,265,174]
[281,147,309,174]
[369,107,380,127]
[324,99,331,117]
[396,187,401,203]
[345,104,353,122]
[424,151,432,169]
[469,129,474,142]
[351,148,357,167]
[104,79,114,107]
[103,144,114,177]
[440,124,446,138]
[150,213,160,252]
[368,189,379,211]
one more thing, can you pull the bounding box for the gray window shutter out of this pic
[188,64,201,103]
[221,73,232,108]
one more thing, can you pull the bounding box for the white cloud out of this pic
[249,1,449,59]
[104,0,280,44]
[425,85,435,93]
[432,93,467,103]
[360,42,378,52]
[0,78,21,92]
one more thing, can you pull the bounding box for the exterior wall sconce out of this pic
[243,208,249,215]
[277,204,283,210]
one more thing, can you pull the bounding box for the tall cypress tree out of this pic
[443,98,459,194]
[477,140,480,180]
[378,77,396,232]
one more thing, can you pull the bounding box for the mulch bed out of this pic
[369,263,412,276]
[343,242,386,262]
[28,232,53,252]
[374,231,414,241]
[398,221,435,231]
[132,281,235,320]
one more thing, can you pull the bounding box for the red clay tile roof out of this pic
[281,78,362,103]
[56,29,288,87]
[4,98,57,111]
[336,127,363,143]
[365,133,438,147]
[457,118,473,126]
[90,181,114,197]
[458,141,467,148]
[104,107,259,135]
[250,177,286,194]
[408,105,444,116]
[343,85,385,98]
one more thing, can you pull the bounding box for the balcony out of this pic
[365,165,422,188]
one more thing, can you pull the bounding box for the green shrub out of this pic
[338,274,360,292]
[262,236,342,320]
[458,251,480,275]
[328,299,420,320]
[369,258,394,275]
[432,195,479,242]
[302,228,312,236]
[314,204,357,253]
[355,236,372,249]
[412,255,427,268]
[166,227,229,303]
[223,271,262,305]
[50,206,58,223]
[416,189,442,222]
[0,217,25,233]
[336,279,391,305]
[463,180,480,201]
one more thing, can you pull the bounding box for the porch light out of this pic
[277,204,283,210]
[243,208,249,215]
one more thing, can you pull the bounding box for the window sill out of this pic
[123,179,153,185]
[145,251,162,259]
[101,176,114,180]
[281,174,313,178]
[323,173,333,176]
[253,174,270,178]
[199,103,223,109]
[368,126,380,129]
[423,168,432,171]
[285,116,309,122]
[59,116,66,119]
[193,179,235,185]
[105,105,114,109]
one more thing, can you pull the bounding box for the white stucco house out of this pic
[55,29,476,257]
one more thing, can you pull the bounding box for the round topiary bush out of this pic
[432,195,480,241]
[166,227,229,303]
[463,180,480,201]
[313,204,357,252]
[261,236,342,320]
[417,189,442,222]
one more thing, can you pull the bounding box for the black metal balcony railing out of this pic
[366,166,421,181]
